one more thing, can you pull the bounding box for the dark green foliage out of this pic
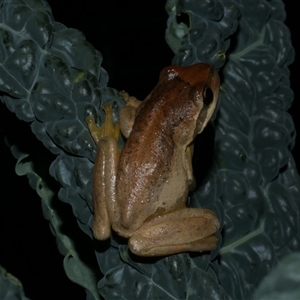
[0,265,29,300]
[167,1,298,299]
[253,252,300,299]
[0,0,299,299]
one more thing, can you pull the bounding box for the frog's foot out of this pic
[119,91,143,138]
[86,104,120,145]
[128,208,220,257]
[119,90,142,109]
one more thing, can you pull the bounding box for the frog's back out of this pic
[116,80,196,231]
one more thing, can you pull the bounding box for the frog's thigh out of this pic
[92,136,120,240]
[128,208,220,256]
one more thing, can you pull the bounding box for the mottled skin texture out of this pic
[87,63,220,256]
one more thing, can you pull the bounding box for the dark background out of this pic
[0,1,298,299]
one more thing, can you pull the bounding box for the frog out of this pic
[86,63,220,257]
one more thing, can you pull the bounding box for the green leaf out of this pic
[168,0,298,299]
[165,0,189,54]
[12,147,101,299]
[99,248,229,300]
[0,265,30,300]
[1,0,299,299]
[253,252,300,300]
[166,0,240,68]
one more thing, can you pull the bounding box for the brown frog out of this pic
[87,63,220,256]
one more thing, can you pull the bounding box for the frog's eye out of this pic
[203,86,214,106]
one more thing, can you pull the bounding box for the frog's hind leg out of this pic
[86,105,121,240]
[128,208,220,257]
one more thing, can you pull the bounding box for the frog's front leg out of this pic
[185,144,196,190]
[128,208,220,256]
[86,105,121,240]
[119,91,143,138]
